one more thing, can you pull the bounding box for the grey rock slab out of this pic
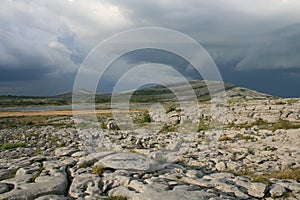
[77,151,114,167]
[69,173,102,198]
[269,184,286,198]
[0,169,10,181]
[0,182,9,194]
[128,179,145,193]
[0,161,68,200]
[54,147,79,157]
[108,186,138,199]
[71,151,88,158]
[98,153,151,171]
[277,180,300,192]
[236,180,266,198]
[35,195,73,200]
[137,187,216,200]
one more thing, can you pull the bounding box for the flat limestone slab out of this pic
[98,153,151,171]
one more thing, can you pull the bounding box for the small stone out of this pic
[215,162,227,171]
[168,181,178,186]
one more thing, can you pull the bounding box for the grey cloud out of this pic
[1,0,300,96]
[235,23,300,71]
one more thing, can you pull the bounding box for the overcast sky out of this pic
[1,0,300,97]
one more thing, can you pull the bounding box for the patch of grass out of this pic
[8,168,18,179]
[273,168,300,181]
[166,103,176,113]
[78,161,95,168]
[30,167,45,182]
[270,120,300,131]
[234,167,300,186]
[155,156,168,164]
[107,196,127,200]
[274,101,286,105]
[0,115,74,129]
[218,135,234,142]
[1,142,26,150]
[92,164,105,175]
[226,119,300,131]
[287,98,298,105]
[159,124,177,133]
[197,121,209,131]
[175,159,187,166]
[133,111,151,124]
[236,134,253,141]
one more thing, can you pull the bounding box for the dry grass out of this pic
[92,164,105,175]
[234,167,300,186]
[218,135,234,142]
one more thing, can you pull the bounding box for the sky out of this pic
[0,0,300,97]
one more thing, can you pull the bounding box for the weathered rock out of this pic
[77,151,114,167]
[54,147,78,157]
[98,153,151,171]
[35,195,72,200]
[215,161,227,171]
[236,180,266,198]
[269,184,286,198]
[0,169,10,181]
[0,160,68,200]
[0,182,9,194]
[69,174,102,198]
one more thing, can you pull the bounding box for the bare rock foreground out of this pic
[0,98,299,199]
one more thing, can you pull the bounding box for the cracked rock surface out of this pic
[0,98,299,199]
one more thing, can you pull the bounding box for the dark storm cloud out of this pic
[113,0,300,72]
[1,0,300,96]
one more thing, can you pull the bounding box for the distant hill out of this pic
[0,80,273,107]
[62,80,273,103]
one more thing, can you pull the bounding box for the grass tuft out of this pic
[107,196,127,200]
[92,164,105,175]
[1,142,26,150]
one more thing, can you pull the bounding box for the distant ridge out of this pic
[55,89,93,98]
[56,80,273,103]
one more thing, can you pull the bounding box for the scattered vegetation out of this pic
[236,133,253,141]
[8,168,18,179]
[78,161,95,168]
[233,167,300,186]
[166,103,177,113]
[92,164,105,175]
[218,135,234,142]
[0,115,74,129]
[287,98,298,105]
[1,142,26,150]
[155,155,168,164]
[107,196,127,200]
[30,167,45,182]
[133,111,151,124]
[197,121,209,132]
[226,119,300,131]
[159,124,177,133]
[175,159,188,166]
[0,96,69,107]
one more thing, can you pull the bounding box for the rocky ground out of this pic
[0,98,299,200]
